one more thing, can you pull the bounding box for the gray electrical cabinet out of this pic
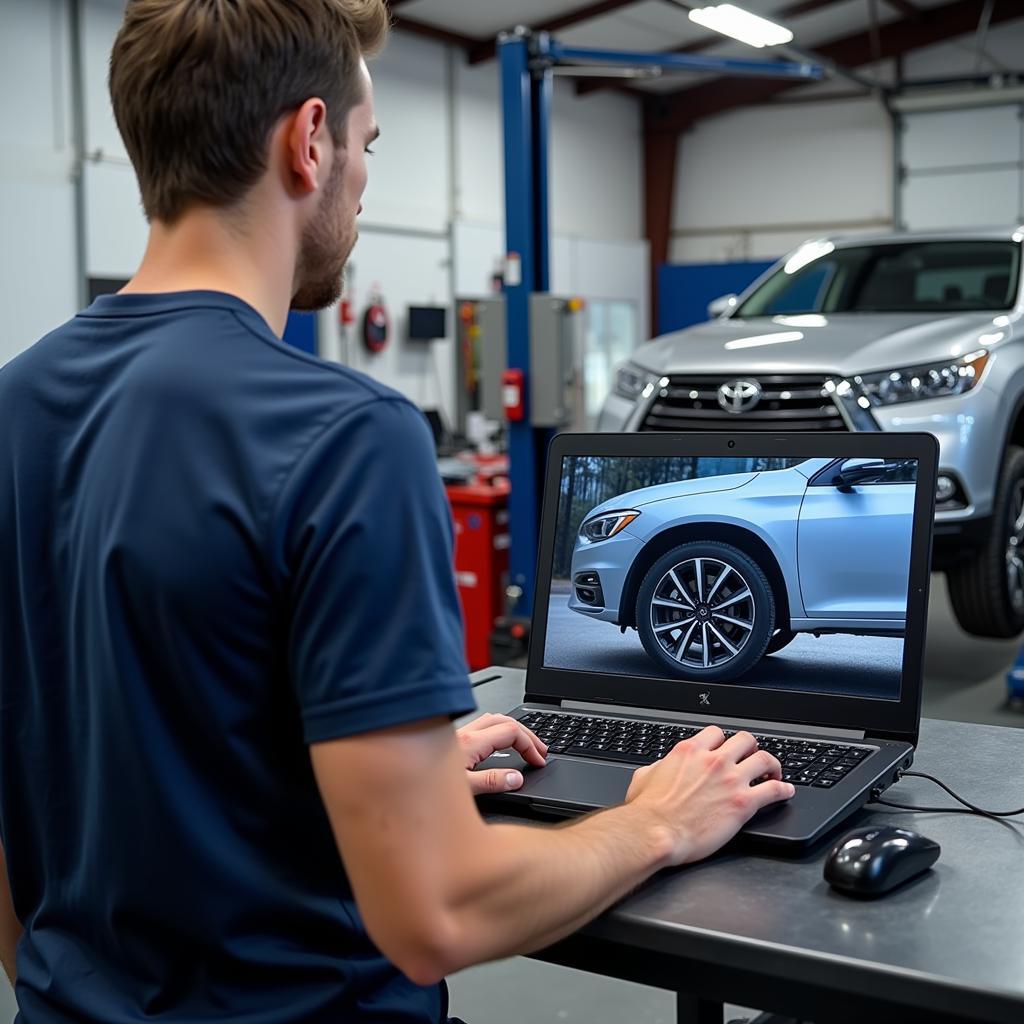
[456,294,586,432]
[528,294,585,430]
[476,298,507,423]
[454,297,506,431]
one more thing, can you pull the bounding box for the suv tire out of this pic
[636,541,775,682]
[948,445,1024,638]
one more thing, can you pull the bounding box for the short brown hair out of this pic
[109,0,389,223]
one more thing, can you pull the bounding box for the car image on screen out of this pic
[568,457,915,683]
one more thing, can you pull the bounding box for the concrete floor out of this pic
[0,578,1020,1023]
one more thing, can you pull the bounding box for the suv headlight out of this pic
[613,364,659,401]
[580,510,641,543]
[848,350,990,407]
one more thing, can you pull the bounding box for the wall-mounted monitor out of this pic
[407,305,447,341]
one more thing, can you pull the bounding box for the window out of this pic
[735,260,838,317]
[736,240,1020,317]
[583,300,638,427]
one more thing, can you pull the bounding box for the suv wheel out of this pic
[636,541,774,682]
[948,445,1024,638]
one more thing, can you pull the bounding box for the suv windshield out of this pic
[734,240,1020,317]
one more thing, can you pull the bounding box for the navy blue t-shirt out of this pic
[0,291,476,1023]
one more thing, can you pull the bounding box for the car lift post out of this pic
[497,29,821,633]
[499,27,552,629]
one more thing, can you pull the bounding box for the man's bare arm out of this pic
[311,716,791,985]
[0,843,22,985]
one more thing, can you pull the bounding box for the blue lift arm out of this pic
[498,29,821,624]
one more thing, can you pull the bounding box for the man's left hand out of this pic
[457,713,548,795]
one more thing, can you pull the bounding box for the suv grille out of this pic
[639,374,847,432]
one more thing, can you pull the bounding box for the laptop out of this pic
[475,431,938,847]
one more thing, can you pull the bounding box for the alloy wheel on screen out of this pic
[649,557,756,670]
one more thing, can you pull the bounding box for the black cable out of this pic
[872,770,1024,819]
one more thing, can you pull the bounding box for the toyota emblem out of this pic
[717,378,762,413]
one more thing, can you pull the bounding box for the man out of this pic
[0,1,793,1021]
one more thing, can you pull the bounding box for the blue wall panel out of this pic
[657,260,775,335]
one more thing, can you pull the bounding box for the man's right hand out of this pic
[625,726,793,866]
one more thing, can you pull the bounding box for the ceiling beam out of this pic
[644,129,679,322]
[645,0,1023,135]
[389,13,480,51]
[880,0,922,17]
[468,0,648,65]
[576,0,849,95]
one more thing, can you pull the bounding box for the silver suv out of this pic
[599,229,1023,639]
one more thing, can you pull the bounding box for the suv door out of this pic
[797,458,916,621]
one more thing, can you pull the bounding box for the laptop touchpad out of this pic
[520,756,633,808]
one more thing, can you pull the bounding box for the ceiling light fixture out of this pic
[688,3,794,49]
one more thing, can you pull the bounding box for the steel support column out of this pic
[644,125,680,335]
[500,30,552,619]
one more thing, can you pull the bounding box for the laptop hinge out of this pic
[556,699,868,741]
[523,691,561,706]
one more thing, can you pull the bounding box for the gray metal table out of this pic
[466,668,1024,1024]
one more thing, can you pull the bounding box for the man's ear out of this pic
[283,97,340,197]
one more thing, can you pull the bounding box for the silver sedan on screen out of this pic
[569,457,914,682]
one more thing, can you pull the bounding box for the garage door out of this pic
[901,103,1024,230]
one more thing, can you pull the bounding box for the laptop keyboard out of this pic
[518,711,872,788]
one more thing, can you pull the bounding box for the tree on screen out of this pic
[551,456,801,579]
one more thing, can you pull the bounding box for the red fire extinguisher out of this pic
[502,368,525,421]
[339,265,356,328]
[362,285,389,354]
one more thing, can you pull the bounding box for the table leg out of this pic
[676,993,723,1024]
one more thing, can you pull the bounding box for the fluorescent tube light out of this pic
[688,4,793,49]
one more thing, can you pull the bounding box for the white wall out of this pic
[453,60,643,240]
[0,0,78,367]
[670,97,894,264]
[78,0,144,276]
[668,16,1024,265]
[897,19,1024,232]
[901,103,1024,231]
[324,228,456,415]
[1,0,649,427]
[449,59,648,338]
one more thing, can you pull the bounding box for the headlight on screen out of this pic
[613,364,658,401]
[580,510,641,543]
[850,350,990,407]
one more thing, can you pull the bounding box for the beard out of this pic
[291,158,356,312]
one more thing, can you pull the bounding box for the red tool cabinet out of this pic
[446,479,510,670]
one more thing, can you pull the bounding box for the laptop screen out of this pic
[542,455,919,703]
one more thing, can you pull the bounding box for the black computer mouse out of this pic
[824,825,940,898]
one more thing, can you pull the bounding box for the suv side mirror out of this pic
[707,294,738,319]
